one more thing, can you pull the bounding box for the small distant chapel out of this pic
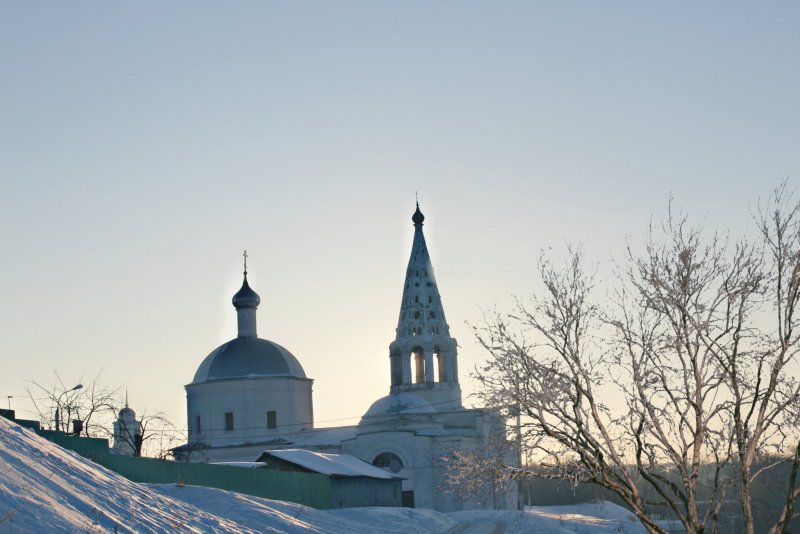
[173,204,516,511]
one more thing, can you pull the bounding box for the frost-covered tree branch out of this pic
[469,183,800,534]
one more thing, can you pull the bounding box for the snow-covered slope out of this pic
[0,416,652,533]
[0,417,267,532]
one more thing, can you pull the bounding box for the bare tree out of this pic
[112,409,177,458]
[26,371,179,459]
[148,424,186,461]
[442,418,517,509]
[471,184,800,534]
[26,371,122,437]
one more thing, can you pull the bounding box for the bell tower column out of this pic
[424,350,434,383]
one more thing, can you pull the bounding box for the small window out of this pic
[224,412,234,431]
[373,452,403,473]
[195,416,201,434]
[429,311,435,318]
[267,411,277,429]
[428,296,432,303]
[415,295,419,303]
[414,311,420,319]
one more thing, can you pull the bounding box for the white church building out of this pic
[111,398,143,456]
[174,204,517,511]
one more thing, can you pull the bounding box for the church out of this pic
[173,204,517,511]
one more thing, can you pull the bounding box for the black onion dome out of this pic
[232,275,261,309]
[412,203,425,225]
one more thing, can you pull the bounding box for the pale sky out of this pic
[1,3,798,436]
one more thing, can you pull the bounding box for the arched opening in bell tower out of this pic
[434,345,446,382]
[412,346,425,383]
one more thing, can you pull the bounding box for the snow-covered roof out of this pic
[210,462,268,469]
[260,449,398,479]
[363,393,437,418]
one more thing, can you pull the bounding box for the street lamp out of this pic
[55,384,83,432]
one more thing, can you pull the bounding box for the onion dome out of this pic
[412,202,425,226]
[232,274,261,309]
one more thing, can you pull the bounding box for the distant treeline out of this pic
[521,455,800,533]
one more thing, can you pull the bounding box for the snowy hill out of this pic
[0,416,653,532]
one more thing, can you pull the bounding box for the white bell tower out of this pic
[388,202,462,409]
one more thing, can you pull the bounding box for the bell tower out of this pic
[388,202,462,409]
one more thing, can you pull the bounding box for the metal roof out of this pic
[191,337,307,384]
[259,449,400,479]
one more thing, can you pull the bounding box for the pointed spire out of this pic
[125,388,129,408]
[395,202,448,340]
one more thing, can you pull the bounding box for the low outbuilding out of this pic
[255,448,403,508]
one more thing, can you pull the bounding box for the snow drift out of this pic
[0,416,653,532]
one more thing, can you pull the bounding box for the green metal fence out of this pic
[97,454,331,509]
[34,429,332,509]
[38,430,109,461]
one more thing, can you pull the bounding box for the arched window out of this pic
[373,452,403,473]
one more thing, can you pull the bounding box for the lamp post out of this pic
[55,384,82,432]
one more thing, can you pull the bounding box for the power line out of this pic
[169,397,490,437]
[10,395,500,447]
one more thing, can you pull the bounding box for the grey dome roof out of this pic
[191,337,306,384]
[363,393,437,418]
[232,276,261,309]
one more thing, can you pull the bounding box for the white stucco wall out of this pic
[186,376,313,449]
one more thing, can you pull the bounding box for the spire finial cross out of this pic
[243,250,248,275]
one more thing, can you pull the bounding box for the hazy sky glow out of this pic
[1,3,798,434]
